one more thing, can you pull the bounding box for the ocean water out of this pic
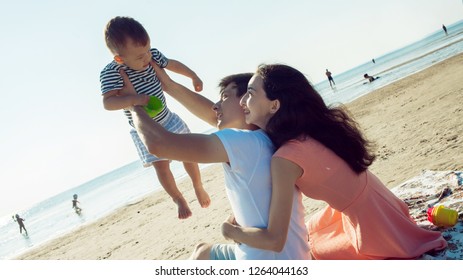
[1,20,462,260]
[316,20,463,105]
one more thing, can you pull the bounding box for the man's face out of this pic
[116,38,151,71]
[212,82,248,130]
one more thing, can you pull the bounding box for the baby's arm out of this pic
[102,74,150,111]
[221,157,301,252]
[165,59,203,92]
[101,66,150,110]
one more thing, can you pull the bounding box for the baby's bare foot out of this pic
[195,189,211,208]
[173,197,192,219]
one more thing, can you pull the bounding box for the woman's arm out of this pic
[221,157,302,252]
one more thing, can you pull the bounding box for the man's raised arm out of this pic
[152,62,217,127]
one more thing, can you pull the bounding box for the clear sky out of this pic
[0,0,461,218]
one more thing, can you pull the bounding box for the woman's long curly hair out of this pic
[259,64,376,174]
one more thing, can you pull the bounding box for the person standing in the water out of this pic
[13,214,28,235]
[325,69,335,88]
[442,24,448,36]
[72,194,82,213]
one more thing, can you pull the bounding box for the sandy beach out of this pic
[16,52,463,260]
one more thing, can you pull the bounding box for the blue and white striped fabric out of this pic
[100,48,169,125]
[130,111,191,166]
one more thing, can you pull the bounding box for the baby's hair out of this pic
[104,16,149,54]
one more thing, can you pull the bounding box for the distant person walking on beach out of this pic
[99,16,210,219]
[72,194,82,213]
[372,58,376,64]
[325,69,335,88]
[442,24,448,35]
[13,214,27,235]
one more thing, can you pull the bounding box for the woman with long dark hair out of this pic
[222,64,447,259]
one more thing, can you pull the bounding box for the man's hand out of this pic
[150,61,171,91]
[221,214,240,243]
[119,68,149,107]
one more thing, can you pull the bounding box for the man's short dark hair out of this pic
[218,73,253,98]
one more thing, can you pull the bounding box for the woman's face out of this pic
[240,74,277,130]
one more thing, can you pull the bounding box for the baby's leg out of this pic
[183,162,210,208]
[153,161,192,219]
